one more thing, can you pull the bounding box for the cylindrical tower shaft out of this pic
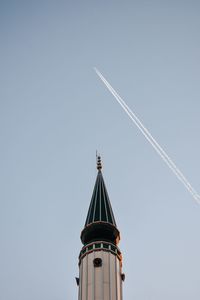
[79,248,122,300]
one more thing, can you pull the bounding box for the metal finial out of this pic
[96,152,102,171]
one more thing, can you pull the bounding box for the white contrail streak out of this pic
[94,68,200,204]
[94,69,196,196]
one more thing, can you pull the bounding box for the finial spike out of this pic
[96,151,102,171]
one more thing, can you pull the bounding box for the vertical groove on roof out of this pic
[93,176,99,222]
[99,176,102,221]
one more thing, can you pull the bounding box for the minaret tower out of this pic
[77,156,124,300]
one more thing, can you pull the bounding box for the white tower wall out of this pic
[79,250,122,300]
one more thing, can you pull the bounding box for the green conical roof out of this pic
[85,169,117,227]
[81,156,120,246]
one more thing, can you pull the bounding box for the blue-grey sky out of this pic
[1,1,200,299]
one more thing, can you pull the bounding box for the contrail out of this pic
[94,68,200,204]
[94,68,196,196]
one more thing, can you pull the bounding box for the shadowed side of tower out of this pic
[77,156,124,300]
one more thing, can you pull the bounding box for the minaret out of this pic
[77,156,124,300]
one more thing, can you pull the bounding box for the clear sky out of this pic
[0,1,200,299]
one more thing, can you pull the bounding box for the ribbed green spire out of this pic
[85,169,117,227]
[81,156,120,245]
